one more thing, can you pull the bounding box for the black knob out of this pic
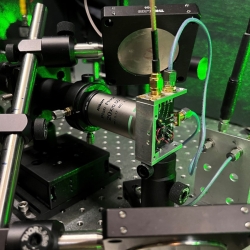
[137,164,154,179]
[81,74,94,83]
[5,44,19,62]
[169,182,190,205]
[57,21,75,36]
[33,118,48,140]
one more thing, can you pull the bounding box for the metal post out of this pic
[74,43,103,59]
[0,3,47,227]
[141,153,176,207]
[58,232,103,249]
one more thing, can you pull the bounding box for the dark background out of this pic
[1,0,249,127]
[125,0,250,128]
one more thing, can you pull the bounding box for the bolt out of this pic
[185,4,189,7]
[77,221,83,226]
[64,107,72,116]
[245,222,250,229]
[79,208,85,213]
[241,207,249,214]
[86,132,95,144]
[120,226,127,234]
[1,93,13,101]
[119,211,126,218]
[135,186,141,196]
[187,10,191,13]
[203,139,215,151]
[99,196,105,200]
[18,201,29,214]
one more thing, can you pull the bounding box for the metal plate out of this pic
[135,241,226,250]
[194,129,250,205]
[118,28,179,75]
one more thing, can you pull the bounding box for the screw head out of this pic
[241,207,249,214]
[119,211,126,218]
[245,222,250,229]
[18,201,29,213]
[120,226,127,234]
[79,208,85,213]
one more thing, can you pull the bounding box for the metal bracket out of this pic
[135,87,186,165]
[0,114,28,133]
[194,129,250,205]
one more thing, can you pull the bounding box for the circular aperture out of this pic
[28,233,42,247]
[226,197,234,205]
[118,28,179,75]
[229,173,238,182]
[203,163,212,171]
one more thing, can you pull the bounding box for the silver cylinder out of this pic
[11,53,37,114]
[87,93,136,139]
[74,43,103,59]
[28,3,47,39]
[86,132,95,145]
[58,232,103,249]
[1,94,13,101]
[0,3,47,227]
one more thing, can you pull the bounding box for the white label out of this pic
[138,6,165,14]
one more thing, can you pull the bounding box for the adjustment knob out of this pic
[169,182,190,205]
[33,118,48,140]
[81,74,94,83]
[57,21,75,36]
[137,164,154,179]
[5,44,19,62]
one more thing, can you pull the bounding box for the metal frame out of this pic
[102,205,250,250]
[135,87,186,165]
[195,129,250,205]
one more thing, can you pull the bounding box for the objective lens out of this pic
[86,92,136,139]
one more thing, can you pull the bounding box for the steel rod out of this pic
[58,232,103,249]
[0,3,47,227]
[74,43,103,59]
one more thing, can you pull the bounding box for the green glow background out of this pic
[0,0,71,83]
[120,0,250,127]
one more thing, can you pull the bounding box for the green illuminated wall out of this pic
[177,0,250,127]
[123,0,250,127]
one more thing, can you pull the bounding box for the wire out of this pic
[149,0,157,31]
[19,0,27,16]
[84,0,102,38]
[187,156,233,206]
[168,17,212,176]
[183,111,200,145]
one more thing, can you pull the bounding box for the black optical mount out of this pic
[5,21,77,67]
